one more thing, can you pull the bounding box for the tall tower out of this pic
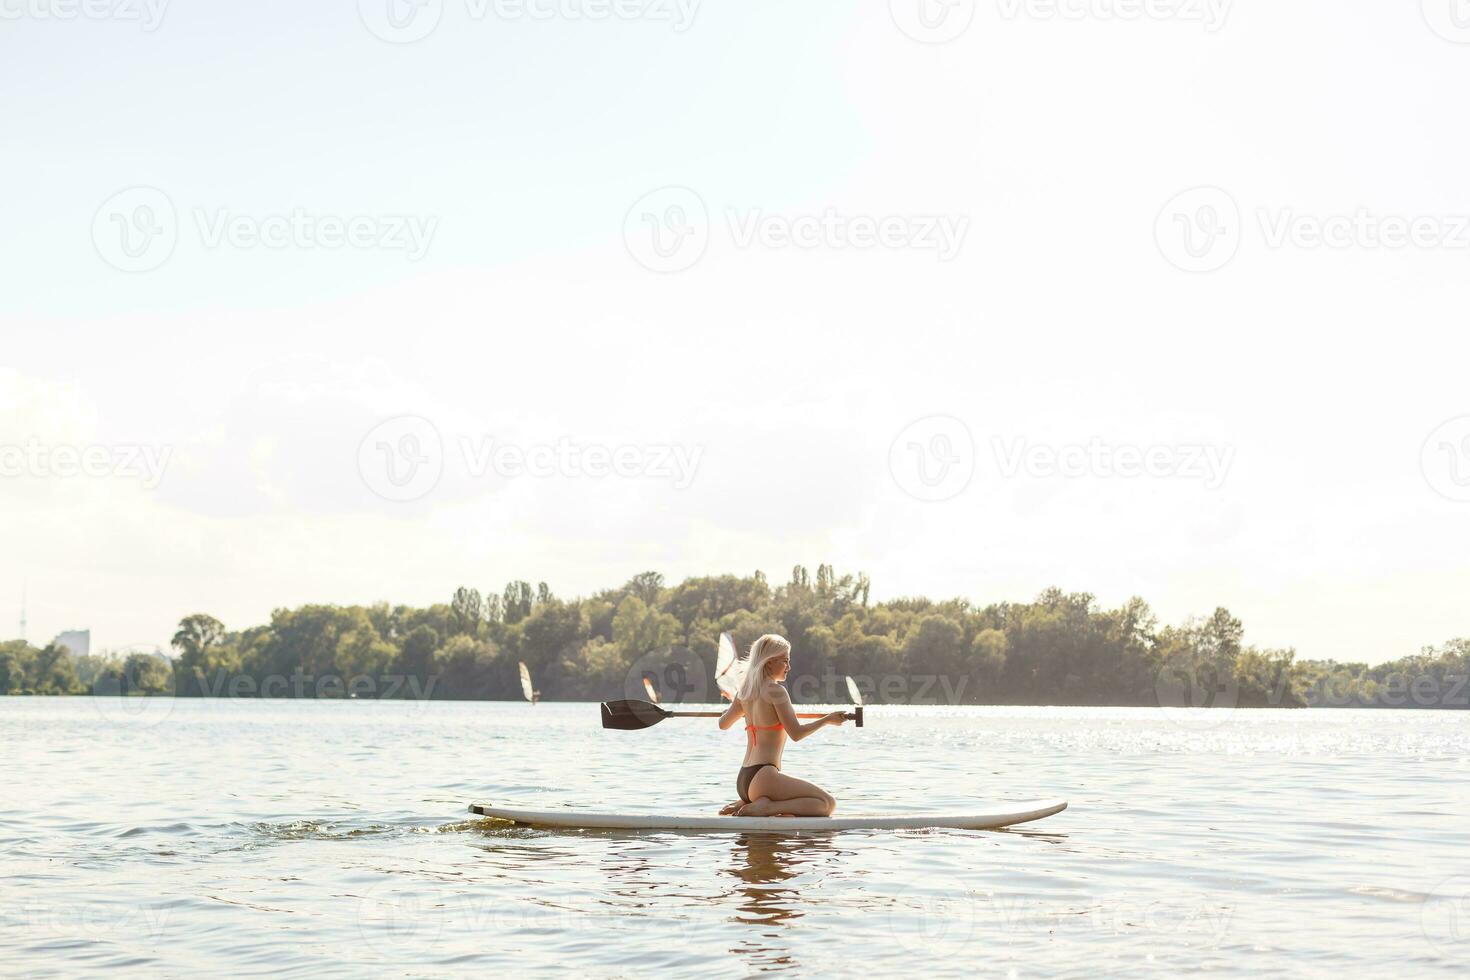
[18,582,26,643]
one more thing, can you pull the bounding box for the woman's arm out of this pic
[769,683,845,741]
[718,696,745,731]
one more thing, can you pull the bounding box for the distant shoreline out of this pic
[4,568,1465,710]
[3,690,1465,710]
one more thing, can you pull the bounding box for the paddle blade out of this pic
[845,675,863,706]
[600,699,670,731]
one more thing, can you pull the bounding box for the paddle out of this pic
[601,698,864,731]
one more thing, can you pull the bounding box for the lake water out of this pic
[3,697,1468,977]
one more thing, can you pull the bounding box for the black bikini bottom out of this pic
[737,763,778,804]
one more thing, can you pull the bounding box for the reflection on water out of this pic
[722,833,854,970]
[3,698,1469,978]
[726,833,830,917]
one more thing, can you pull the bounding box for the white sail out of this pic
[715,632,741,698]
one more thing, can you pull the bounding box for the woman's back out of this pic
[741,686,785,766]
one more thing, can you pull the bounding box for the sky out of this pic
[2,0,1468,665]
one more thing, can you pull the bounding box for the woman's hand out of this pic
[825,711,848,727]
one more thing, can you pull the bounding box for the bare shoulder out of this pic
[761,680,791,703]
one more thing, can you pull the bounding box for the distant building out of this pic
[53,629,90,657]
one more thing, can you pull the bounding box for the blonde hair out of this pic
[735,634,791,705]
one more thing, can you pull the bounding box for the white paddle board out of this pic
[469,799,1066,832]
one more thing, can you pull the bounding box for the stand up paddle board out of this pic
[469,800,1066,832]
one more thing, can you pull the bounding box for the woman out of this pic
[717,634,846,817]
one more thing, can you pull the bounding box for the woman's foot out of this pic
[735,796,832,818]
[735,797,780,817]
[717,800,743,816]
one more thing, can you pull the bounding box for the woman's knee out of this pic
[821,792,837,815]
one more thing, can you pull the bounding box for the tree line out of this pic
[0,565,1463,708]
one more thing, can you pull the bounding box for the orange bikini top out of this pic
[745,721,781,749]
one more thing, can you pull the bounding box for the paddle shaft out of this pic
[600,698,864,730]
[665,709,860,722]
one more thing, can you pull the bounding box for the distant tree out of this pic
[257,605,384,681]
[333,624,396,683]
[450,587,483,637]
[971,628,1008,686]
[519,599,587,678]
[431,635,498,699]
[122,653,171,694]
[626,571,664,606]
[1201,607,1244,668]
[30,644,80,694]
[574,636,625,697]
[663,575,771,632]
[172,614,226,680]
[612,596,680,662]
[397,625,439,681]
[0,647,24,694]
[902,615,967,680]
[366,601,398,641]
[172,614,224,656]
[71,654,119,691]
[503,581,534,624]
